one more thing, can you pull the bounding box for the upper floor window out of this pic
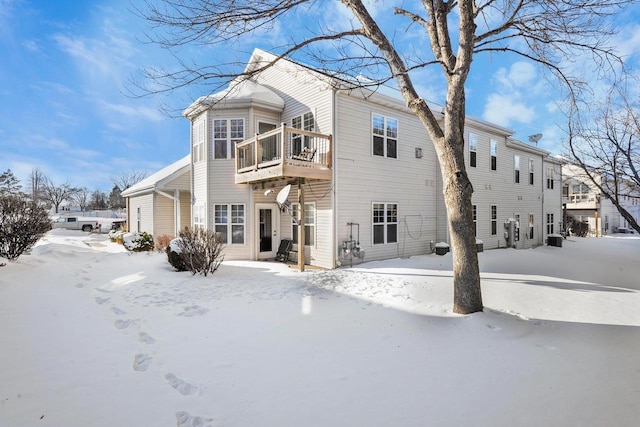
[490,139,497,171]
[514,155,520,183]
[291,202,315,246]
[372,114,398,159]
[373,203,398,244]
[546,167,554,189]
[292,112,315,155]
[214,204,245,244]
[528,159,535,185]
[192,119,205,163]
[469,132,478,167]
[213,118,244,159]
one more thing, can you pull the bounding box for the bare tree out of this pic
[111,170,148,192]
[71,187,92,213]
[27,167,45,204]
[90,190,108,210]
[566,85,640,233]
[41,177,77,214]
[138,0,631,313]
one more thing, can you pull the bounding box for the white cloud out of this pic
[483,93,535,127]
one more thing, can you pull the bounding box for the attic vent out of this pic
[415,147,423,158]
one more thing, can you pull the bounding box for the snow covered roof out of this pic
[121,155,190,197]
[183,79,285,119]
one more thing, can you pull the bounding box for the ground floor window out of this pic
[291,202,315,246]
[546,213,554,235]
[491,205,497,235]
[515,214,520,242]
[214,204,245,244]
[373,203,398,244]
[193,204,205,229]
[136,207,141,232]
[472,204,477,237]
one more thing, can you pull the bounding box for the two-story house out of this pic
[127,48,563,268]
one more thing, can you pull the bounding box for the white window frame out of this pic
[472,204,477,237]
[213,118,244,160]
[291,202,315,246]
[529,159,535,185]
[372,202,398,245]
[546,213,554,235]
[528,213,535,239]
[291,112,315,158]
[490,205,497,236]
[214,204,245,244]
[546,166,554,189]
[372,114,398,159]
[490,139,497,171]
[514,155,520,183]
[193,204,206,229]
[469,132,478,167]
[192,118,205,163]
[136,207,141,233]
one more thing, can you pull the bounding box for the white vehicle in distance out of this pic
[52,216,101,232]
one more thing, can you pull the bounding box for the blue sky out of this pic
[2,0,639,192]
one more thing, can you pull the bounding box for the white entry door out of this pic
[256,203,279,259]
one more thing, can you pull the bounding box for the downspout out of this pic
[332,87,338,268]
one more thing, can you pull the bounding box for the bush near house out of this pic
[166,228,224,276]
[0,195,52,262]
[122,232,154,252]
[155,234,173,252]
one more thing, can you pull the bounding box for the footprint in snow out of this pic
[75,283,85,288]
[178,305,209,317]
[95,297,110,305]
[139,332,156,344]
[176,411,213,427]
[165,373,200,396]
[133,354,152,372]
[111,306,126,315]
[486,324,502,331]
[114,319,131,329]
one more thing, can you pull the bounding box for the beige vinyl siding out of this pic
[179,192,191,232]
[543,159,563,241]
[255,61,333,137]
[334,92,438,263]
[165,171,190,191]
[128,193,154,234]
[192,111,209,227]
[154,194,175,238]
[463,128,546,249]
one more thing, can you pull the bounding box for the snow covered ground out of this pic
[1,229,639,426]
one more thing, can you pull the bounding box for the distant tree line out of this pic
[0,168,147,213]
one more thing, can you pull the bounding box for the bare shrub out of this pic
[155,234,173,252]
[169,227,224,276]
[0,195,52,262]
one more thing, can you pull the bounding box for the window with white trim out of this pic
[528,213,535,239]
[136,207,141,232]
[193,205,206,229]
[291,202,315,246]
[514,155,520,183]
[490,205,497,235]
[469,132,477,167]
[291,112,315,156]
[546,213,554,235]
[192,119,205,163]
[214,204,245,244]
[529,159,535,185]
[490,139,497,171]
[472,204,477,237]
[373,203,398,244]
[213,118,244,159]
[372,114,398,158]
[546,167,554,189]
[515,213,520,241]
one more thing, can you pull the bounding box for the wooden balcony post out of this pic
[253,134,259,170]
[280,122,286,161]
[297,177,305,272]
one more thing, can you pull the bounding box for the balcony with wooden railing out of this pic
[235,124,332,184]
